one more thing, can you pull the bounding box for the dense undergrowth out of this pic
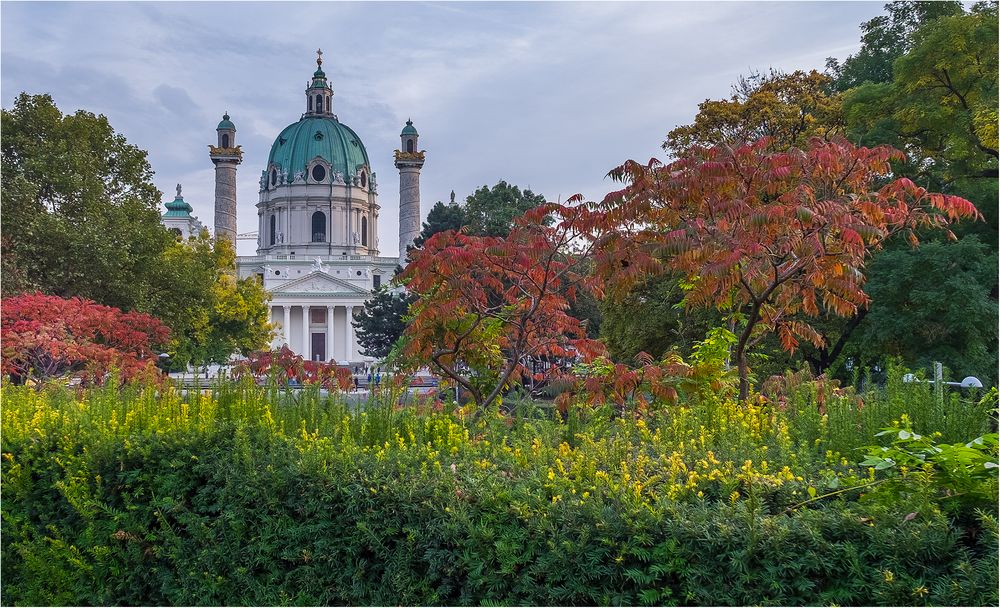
[2,372,997,606]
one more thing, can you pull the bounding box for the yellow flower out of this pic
[882,570,894,583]
[913,585,928,597]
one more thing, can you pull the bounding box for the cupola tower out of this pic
[209,112,242,243]
[306,48,334,117]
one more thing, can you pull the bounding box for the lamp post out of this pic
[902,362,983,405]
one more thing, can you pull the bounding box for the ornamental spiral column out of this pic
[209,112,243,244]
[394,119,424,265]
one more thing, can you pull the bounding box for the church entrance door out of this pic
[311,332,326,361]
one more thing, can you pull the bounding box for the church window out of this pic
[373,274,381,290]
[312,211,326,242]
[169,227,182,239]
[326,96,330,112]
[221,133,229,148]
[360,171,367,188]
[406,139,414,153]
[270,169,277,186]
[361,216,368,246]
[308,96,313,112]
[310,308,326,324]
[316,94,323,112]
[269,214,277,245]
[312,165,326,182]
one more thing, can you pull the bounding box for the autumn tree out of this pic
[593,137,979,400]
[664,69,844,156]
[400,202,604,412]
[1,293,171,385]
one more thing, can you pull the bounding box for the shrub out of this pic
[2,376,996,606]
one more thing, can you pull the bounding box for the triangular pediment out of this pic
[270,271,368,295]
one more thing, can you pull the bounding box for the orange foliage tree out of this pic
[1,293,171,385]
[592,137,980,400]
[400,203,605,412]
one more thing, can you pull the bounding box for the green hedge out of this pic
[2,383,997,606]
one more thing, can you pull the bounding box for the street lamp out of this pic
[902,362,983,404]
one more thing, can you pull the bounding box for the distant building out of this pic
[161,183,205,239]
[162,50,425,364]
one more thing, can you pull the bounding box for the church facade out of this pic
[163,51,424,364]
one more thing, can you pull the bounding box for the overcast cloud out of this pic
[2,1,884,256]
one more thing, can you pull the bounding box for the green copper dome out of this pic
[401,119,418,136]
[164,194,193,218]
[267,116,370,179]
[217,112,236,131]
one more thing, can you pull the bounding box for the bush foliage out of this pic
[2,371,996,606]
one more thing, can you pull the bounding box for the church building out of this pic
[164,51,425,364]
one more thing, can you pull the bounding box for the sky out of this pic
[1,1,885,257]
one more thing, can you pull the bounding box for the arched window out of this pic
[270,169,277,186]
[269,215,277,246]
[312,164,326,182]
[221,133,230,148]
[360,171,367,188]
[169,227,182,239]
[312,211,326,242]
[316,94,323,113]
[361,216,368,246]
[326,96,331,112]
[308,96,313,112]
[406,139,414,153]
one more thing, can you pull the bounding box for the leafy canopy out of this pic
[664,70,844,156]
[1,93,170,308]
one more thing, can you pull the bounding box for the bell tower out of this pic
[209,112,242,244]
[394,119,424,264]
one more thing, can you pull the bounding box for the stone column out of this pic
[395,148,425,265]
[344,305,354,363]
[302,305,311,359]
[326,305,335,363]
[282,305,291,346]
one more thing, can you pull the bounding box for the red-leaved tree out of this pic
[1,293,171,385]
[233,346,354,392]
[593,137,980,400]
[400,202,606,412]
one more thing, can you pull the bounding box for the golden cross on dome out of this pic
[316,48,323,66]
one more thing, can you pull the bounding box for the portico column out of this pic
[282,305,291,346]
[302,305,311,359]
[326,306,334,363]
[344,305,354,363]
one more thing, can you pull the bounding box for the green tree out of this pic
[826,1,964,91]
[412,199,465,249]
[147,234,272,367]
[600,273,719,363]
[1,93,170,308]
[834,4,998,380]
[352,287,416,359]
[845,238,998,385]
[463,181,547,237]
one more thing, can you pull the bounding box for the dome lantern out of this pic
[305,48,334,117]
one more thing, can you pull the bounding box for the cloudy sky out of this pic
[2,1,884,257]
